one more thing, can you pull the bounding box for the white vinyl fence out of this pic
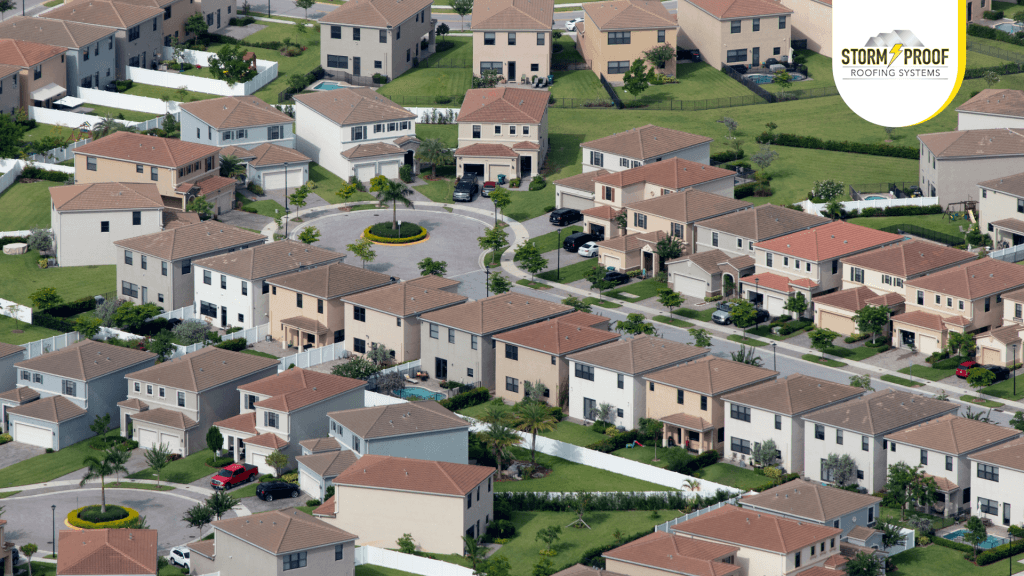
[127,48,278,97]
[0,159,74,194]
[278,341,346,372]
[28,107,164,134]
[354,547,474,576]
[152,306,197,322]
[0,298,32,324]
[887,528,916,555]
[365,390,411,407]
[799,196,939,217]
[0,159,23,194]
[26,138,92,164]
[991,243,1024,263]
[0,230,35,239]
[22,331,80,359]
[654,497,741,532]
[378,358,422,378]
[79,87,179,115]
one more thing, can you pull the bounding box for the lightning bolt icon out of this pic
[888,43,903,68]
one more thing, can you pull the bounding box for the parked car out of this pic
[169,546,191,571]
[549,208,583,226]
[563,232,596,252]
[578,241,600,257]
[604,271,630,286]
[482,181,496,198]
[210,463,259,490]
[256,481,301,502]
[984,364,1011,381]
[712,301,768,325]
[453,175,479,202]
[955,360,980,379]
[565,17,583,30]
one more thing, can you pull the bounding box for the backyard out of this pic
[0,315,61,346]
[847,214,966,238]
[759,50,835,94]
[376,36,474,104]
[0,181,54,232]
[495,447,674,492]
[614,62,763,105]
[0,250,115,306]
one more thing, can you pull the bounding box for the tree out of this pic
[397,533,416,554]
[19,544,37,576]
[205,490,240,520]
[584,265,615,300]
[146,330,175,361]
[964,515,987,561]
[853,305,890,344]
[718,116,738,138]
[1010,411,1024,432]
[849,374,874,392]
[184,12,208,44]
[92,114,131,138]
[876,520,906,551]
[0,0,14,21]
[723,274,735,297]
[643,44,675,68]
[772,70,792,98]
[144,443,171,489]
[783,293,808,319]
[822,453,857,487]
[294,0,315,20]
[331,356,381,379]
[566,492,592,529]
[488,272,512,295]
[28,228,54,253]
[289,185,310,213]
[218,156,246,182]
[479,226,509,267]
[884,462,938,520]
[287,73,309,94]
[74,316,103,339]
[0,113,25,158]
[90,413,112,439]
[478,403,513,426]
[187,195,214,220]
[533,558,555,576]
[490,187,512,224]
[375,371,405,397]
[809,328,840,360]
[29,287,62,310]
[266,450,288,477]
[105,444,131,484]
[298,226,321,244]
[614,313,657,336]
[482,555,511,576]
[730,345,763,366]
[967,366,997,389]
[984,70,1000,89]
[524,380,547,401]
[81,453,118,512]
[844,551,883,576]
[418,257,448,276]
[463,536,488,573]
[750,143,779,186]
[751,438,778,467]
[535,525,562,551]
[110,302,162,333]
[516,402,557,465]
[689,328,712,348]
[346,237,377,269]
[370,176,414,229]
[514,240,547,281]
[415,138,453,178]
[811,179,845,202]
[481,422,520,474]
[561,296,592,313]
[182,503,215,537]
[657,288,683,319]
[206,426,224,455]
[946,331,976,357]
[654,236,683,271]
[613,210,627,234]
[730,300,758,337]
[450,0,472,30]
[622,58,655,99]
[207,44,258,85]
[436,22,450,42]
[367,343,395,367]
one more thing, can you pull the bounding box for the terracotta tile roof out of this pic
[582,125,710,159]
[246,433,289,449]
[15,340,154,380]
[986,324,1022,345]
[944,315,971,327]
[813,286,885,313]
[790,568,840,576]
[991,218,1024,235]
[823,555,848,569]
[582,204,621,220]
[722,373,865,416]
[394,135,420,146]
[722,255,754,270]
[299,437,340,453]
[471,0,554,30]
[114,221,265,261]
[558,311,610,327]
[9,395,86,423]
[279,316,329,335]
[0,342,25,359]
[756,221,902,262]
[332,454,494,495]
[628,189,749,225]
[957,89,1024,118]
[512,141,541,150]
[341,142,405,159]
[668,248,732,274]
[891,310,945,331]
[803,389,958,435]
[50,182,165,212]
[493,317,619,355]
[116,398,148,410]
[646,356,777,395]
[186,539,215,559]
[269,262,395,299]
[126,347,278,393]
[420,292,572,335]
[75,132,220,168]
[454,143,520,158]
[841,240,973,278]
[213,412,257,435]
[46,0,163,28]
[294,88,413,127]
[698,204,829,241]
[0,38,66,67]
[342,279,468,317]
[741,271,794,293]
[328,401,469,439]
[458,87,549,124]
[739,479,880,522]
[597,230,664,253]
[194,240,342,281]
[212,508,356,553]
[219,145,258,161]
[407,275,461,290]
[884,414,1020,454]
[790,278,818,288]
[585,0,676,30]
[867,292,904,306]
[131,407,199,430]
[0,62,19,78]
[569,334,708,375]
[312,496,336,517]
[0,386,39,403]
[660,412,712,431]
[908,258,1024,300]
[192,175,238,198]
[297,449,358,477]
[0,16,112,49]
[924,473,958,492]
[843,526,877,543]
[919,128,1024,158]
[683,0,792,18]
[162,210,201,230]
[245,143,311,167]
[57,529,157,576]
[240,368,366,413]
[556,169,612,193]
[672,505,840,554]
[595,159,737,191]
[180,96,293,130]
[970,437,1024,472]
[603,531,740,576]
[553,565,628,576]
[319,0,432,27]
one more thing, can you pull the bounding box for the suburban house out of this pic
[213,368,366,473]
[956,89,1024,130]
[314,454,495,553]
[418,293,573,387]
[45,0,163,79]
[193,240,345,330]
[117,347,279,456]
[918,128,1024,206]
[73,131,237,215]
[592,159,738,211]
[325,400,470,463]
[602,531,741,576]
[454,87,549,180]
[567,334,710,429]
[891,258,1024,354]
[8,340,156,450]
[578,0,677,82]
[339,275,467,363]
[180,96,297,150]
[645,356,778,454]
[0,39,67,109]
[665,250,750,300]
[784,0,830,56]
[554,170,613,213]
[113,221,267,310]
[88,0,236,46]
[0,387,38,435]
[978,172,1024,248]
[57,529,158,576]
[739,479,880,537]
[471,0,554,82]
[676,0,793,70]
[294,88,418,182]
[811,286,905,338]
[581,125,712,174]
[671,505,842,576]
[0,17,115,95]
[0,64,19,115]
[50,182,167,268]
[968,437,1024,527]
[189,509,358,576]
[493,312,617,407]
[295,448,357,501]
[802,389,959,493]
[318,0,434,83]
[975,287,1024,365]
[885,414,1020,517]
[0,343,25,394]
[267,262,396,351]
[595,231,665,274]
[218,143,312,192]
[694,204,830,259]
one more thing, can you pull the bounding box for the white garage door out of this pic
[380,161,400,179]
[560,192,592,211]
[13,422,51,448]
[299,470,321,497]
[355,164,376,182]
[262,167,304,191]
[673,273,707,298]
[161,432,181,454]
[981,347,1002,365]
[604,255,621,270]
[250,452,270,475]
[138,428,159,450]
[766,296,786,317]
[487,165,511,182]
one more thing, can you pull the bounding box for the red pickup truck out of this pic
[210,463,259,490]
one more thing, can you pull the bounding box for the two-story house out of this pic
[8,340,156,450]
[885,414,1020,518]
[213,368,366,473]
[117,347,278,456]
[975,287,1024,365]
[917,128,1024,206]
[326,400,470,463]
[956,89,1024,131]
[677,0,793,70]
[0,17,116,95]
[978,171,1024,248]
[0,343,25,395]
[567,334,709,430]
[722,374,865,475]
[45,0,163,79]
[646,356,777,454]
[114,220,266,310]
[493,312,615,408]
[0,39,67,109]
[58,529,158,576]
[471,0,554,83]
[693,204,830,259]
[455,87,549,180]
[802,389,959,493]
[318,0,434,82]
[84,0,234,47]
[581,124,711,176]
[602,531,740,576]
[740,479,881,539]
[267,262,396,350]
[578,0,677,82]
[181,96,296,149]
[969,437,1024,527]
[785,0,830,56]
[419,293,573,388]
[294,88,418,182]
[0,64,20,116]
[194,240,345,330]
[555,172,614,221]
[339,275,467,363]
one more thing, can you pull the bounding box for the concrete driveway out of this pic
[0,442,44,469]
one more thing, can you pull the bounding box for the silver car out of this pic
[565,17,583,31]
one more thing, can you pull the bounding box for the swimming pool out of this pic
[745,73,806,84]
[399,387,446,401]
[865,196,888,200]
[995,23,1023,34]
[943,529,1008,549]
[314,81,347,90]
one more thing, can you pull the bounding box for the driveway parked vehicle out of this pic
[712,301,769,325]
[210,463,259,490]
[563,232,596,252]
[956,360,979,379]
[169,547,191,571]
[482,181,496,198]
[256,481,301,502]
[453,175,478,202]
[983,364,1010,381]
[565,17,583,30]
[549,208,583,226]
[605,271,630,286]
[578,241,600,257]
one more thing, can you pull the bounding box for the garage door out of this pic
[673,273,707,298]
[380,161,400,179]
[355,164,376,182]
[250,452,270,475]
[299,470,321,497]
[820,311,855,335]
[766,296,785,317]
[981,347,1002,365]
[262,167,304,191]
[138,428,159,451]
[161,432,181,454]
[13,422,51,448]
[919,335,938,355]
[604,255,621,270]
[560,193,592,211]
[464,164,484,177]
[487,165,511,182]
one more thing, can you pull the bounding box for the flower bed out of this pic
[363,222,427,244]
[67,505,139,529]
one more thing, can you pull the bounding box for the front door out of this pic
[508,61,516,82]
[643,252,654,274]
[125,414,133,438]
[141,286,148,304]
[752,47,760,67]
[583,397,596,421]
[968,1,973,20]
[353,57,361,76]
[435,357,448,379]
[1005,503,1012,526]
[227,435,234,456]
[520,155,532,178]
[220,306,227,328]
[405,150,414,166]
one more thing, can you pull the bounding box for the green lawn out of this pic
[236,193,287,218]
[416,124,458,148]
[699,463,769,491]
[824,344,884,362]
[123,82,220,102]
[530,226,583,253]
[22,123,82,143]
[552,35,585,66]
[892,542,1024,576]
[653,315,695,328]
[516,279,550,290]
[614,62,763,105]
[376,36,473,104]
[583,297,622,309]
[993,0,1024,18]
[357,566,420,576]
[538,421,608,447]
[760,50,835,94]
[0,316,61,346]
[0,491,21,498]
[103,482,175,491]
[968,49,1013,68]
[847,214,966,237]
[28,563,56,576]
[898,365,955,382]
[0,181,56,232]
[801,354,847,368]
[537,258,600,283]
[86,105,160,122]
[611,445,670,468]
[413,178,455,203]
[242,349,280,359]
[496,447,673,492]
[128,449,218,484]
[0,250,115,306]
[0,430,120,489]
[728,334,768,347]
[961,395,1004,408]
[551,70,613,103]
[881,374,924,387]
[243,20,317,44]
[672,307,716,323]
[606,278,666,302]
[310,163,373,205]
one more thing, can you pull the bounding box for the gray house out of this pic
[219,143,312,193]
[296,449,358,500]
[0,386,38,434]
[180,96,297,150]
[44,0,164,80]
[326,401,470,463]
[0,342,25,394]
[0,17,117,95]
[739,479,882,538]
[8,340,156,450]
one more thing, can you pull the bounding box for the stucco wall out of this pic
[473,30,552,80]
[494,344,565,407]
[53,207,163,267]
[269,286,345,348]
[581,142,710,173]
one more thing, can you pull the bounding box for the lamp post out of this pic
[557,228,562,282]
[484,268,492,297]
[283,162,290,239]
[772,341,777,371]
[1014,344,1018,397]
[51,504,56,558]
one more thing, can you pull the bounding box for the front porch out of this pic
[279,316,331,351]
[991,218,1024,250]
[660,413,714,454]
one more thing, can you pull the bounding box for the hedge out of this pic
[1010,525,1024,539]
[440,387,490,411]
[0,236,27,248]
[496,490,735,512]
[20,166,72,182]
[363,224,428,244]
[856,205,943,218]
[964,62,1024,80]
[983,10,1005,19]
[755,132,918,159]
[564,528,655,570]
[43,296,98,318]
[32,312,74,333]
[215,337,247,352]
[735,181,772,200]
[711,150,744,163]
[67,505,141,529]
[931,535,974,554]
[977,539,1024,565]
[749,472,801,492]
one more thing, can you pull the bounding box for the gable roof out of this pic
[803,389,957,435]
[682,0,792,19]
[0,342,25,360]
[453,143,519,159]
[884,414,1021,455]
[162,210,201,230]
[957,89,1024,119]
[131,407,198,430]
[918,128,1024,158]
[812,285,895,313]
[492,317,619,355]
[327,401,470,439]
[296,449,358,477]
[299,437,341,453]
[597,230,665,253]
[667,249,733,274]
[0,38,66,68]
[45,0,163,28]
[626,187,750,223]
[698,204,829,241]
[74,131,220,168]
[568,334,708,375]
[342,279,468,317]
[891,309,949,332]
[595,159,737,191]
[244,143,311,167]
[180,96,293,129]
[582,125,708,159]
[9,395,87,423]
[213,509,356,554]
[269,262,395,299]
[332,454,494,495]
[238,368,366,412]
[645,356,777,395]
[125,346,278,392]
[15,340,154,381]
[558,311,610,327]
[672,505,840,554]
[722,373,865,415]
[740,479,881,523]
[342,142,405,159]
[50,182,165,212]
[906,257,1024,300]
[294,88,414,126]
[555,169,613,193]
[754,221,903,262]
[213,412,257,435]
[471,0,554,30]
[0,386,39,403]
[458,87,549,124]
[970,437,1024,472]
[583,0,676,29]
[113,221,265,261]
[603,531,740,576]
[419,292,572,335]
[194,240,342,281]
[319,0,433,27]
[57,529,157,576]
[0,16,112,49]
[840,240,974,277]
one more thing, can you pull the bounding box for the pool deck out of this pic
[938,522,1011,543]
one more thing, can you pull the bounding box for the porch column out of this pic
[282,328,289,350]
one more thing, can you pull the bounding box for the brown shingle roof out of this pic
[294,88,413,127]
[722,373,864,415]
[739,479,881,522]
[162,210,201,230]
[668,249,732,274]
[970,436,1024,472]
[812,286,887,313]
[458,87,549,124]
[327,401,469,439]
[660,412,712,431]
[342,280,468,317]
[471,0,554,30]
[583,0,675,29]
[555,169,612,193]
[114,221,265,261]
[187,540,215,559]
[884,414,1020,454]
[924,473,958,492]
[803,389,958,435]
[454,143,520,158]
[493,317,619,355]
[582,204,622,220]
[906,258,1024,300]
[891,309,947,331]
[956,89,1024,118]
[682,0,792,19]
[698,204,829,241]
[604,532,740,576]
[755,221,903,262]
[58,529,157,576]
[919,128,1024,158]
[0,16,111,49]
[845,526,879,542]
[0,342,25,359]
[194,240,343,281]
[672,505,841,554]
[981,169,1024,196]
[407,274,462,290]
[45,0,163,28]
[0,38,66,67]
[986,324,1022,345]
[245,143,311,167]
[131,407,199,430]
[180,96,293,129]
[240,368,365,412]
[992,218,1024,235]
[341,142,405,159]
[212,508,357,554]
[15,340,154,380]
[0,62,19,78]
[269,262,394,299]
[246,433,289,448]
[219,145,258,161]
[513,141,540,150]
[0,386,39,403]
[595,159,737,191]
[213,412,257,434]
[596,230,665,253]
[75,132,220,168]
[117,398,148,410]
[569,334,708,375]
[420,292,572,335]
[558,311,610,327]
[279,316,330,335]
[297,449,358,477]
[299,437,340,453]
[582,125,710,159]
[333,454,494,495]
[50,182,165,212]
[125,347,278,393]
[9,395,86,423]
[841,240,974,278]
[627,188,749,223]
[646,356,777,395]
[312,496,336,518]
[319,0,432,27]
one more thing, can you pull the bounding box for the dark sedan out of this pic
[984,365,1011,381]
[604,271,630,286]
[256,481,300,502]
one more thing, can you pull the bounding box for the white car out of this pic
[169,546,191,571]
[565,17,583,31]
[578,241,600,257]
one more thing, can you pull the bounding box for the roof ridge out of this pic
[432,460,461,493]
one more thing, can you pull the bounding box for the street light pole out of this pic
[51,504,56,558]
[283,162,290,239]
[557,229,562,282]
[772,341,777,371]
[484,268,491,297]
[1014,344,1018,397]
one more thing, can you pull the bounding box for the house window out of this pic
[327,55,348,68]
[979,498,999,515]
[946,455,953,471]
[221,275,227,289]
[203,270,212,285]
[837,430,843,445]
[617,408,624,418]
[634,213,647,229]
[616,374,624,389]
[331,25,341,38]
[484,32,495,45]
[575,363,594,381]
[283,552,306,571]
[814,424,824,440]
[712,232,719,247]
[467,368,474,377]
[510,126,517,136]
[242,282,247,296]
[978,464,999,481]
[430,324,439,339]
[850,267,864,283]
[151,167,158,181]
[506,377,519,393]
[508,32,516,45]
[608,60,629,74]
[832,259,839,274]
[296,293,303,308]
[731,20,741,33]
[985,296,991,312]
[140,255,148,270]
[505,344,519,360]
[537,32,545,45]
[353,338,366,353]
[471,335,478,350]
[396,25,401,38]
[353,306,366,322]
[767,253,773,267]
[775,415,782,430]
[375,60,382,68]
[265,412,279,428]
[779,16,786,28]
[795,553,801,569]
[134,382,140,392]
[269,126,283,140]
[87,157,97,171]
[335,545,344,561]
[33,373,41,383]
[494,125,501,135]
[480,62,502,75]
[448,328,455,343]
[862,435,869,451]
[590,151,604,167]
[238,314,244,323]
[726,49,747,62]
[147,384,153,395]
[891,442,896,452]
[752,17,760,31]
[731,437,751,454]
[101,221,109,232]
[608,31,630,44]
[603,186,614,201]
[472,125,481,139]
[677,389,685,404]
[125,251,134,266]
[730,404,751,422]
[658,29,665,42]
[380,29,387,42]
[351,125,366,141]
[921,449,928,465]
[200,301,216,317]
[62,380,76,396]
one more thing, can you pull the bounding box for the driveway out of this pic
[0,442,44,469]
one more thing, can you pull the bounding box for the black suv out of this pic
[256,481,300,502]
[453,175,479,202]
[550,208,583,226]
[563,232,596,252]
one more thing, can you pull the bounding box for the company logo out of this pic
[839,31,951,79]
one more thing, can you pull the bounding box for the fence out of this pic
[967,39,1024,64]
[410,107,460,120]
[654,497,741,532]
[378,358,422,378]
[719,65,840,104]
[625,94,767,111]
[279,66,329,102]
[152,305,197,322]
[27,107,163,134]
[78,87,178,115]
[0,230,34,239]
[354,547,474,576]
[598,72,623,109]
[0,160,23,195]
[0,297,32,324]
[990,243,1024,263]
[278,341,346,372]
[26,138,92,164]
[799,196,938,217]
[887,528,916,556]
[0,160,73,194]
[848,181,922,196]
[549,97,616,109]
[878,223,964,246]
[129,48,278,97]
[365,390,410,407]
[21,331,80,359]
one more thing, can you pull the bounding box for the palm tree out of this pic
[462,536,488,572]
[415,138,452,178]
[480,423,520,477]
[477,402,514,426]
[92,114,133,138]
[515,402,557,465]
[105,445,132,485]
[684,479,702,492]
[370,176,414,229]
[220,155,247,181]
[81,454,117,513]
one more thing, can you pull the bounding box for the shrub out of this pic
[529,176,547,191]
[44,296,99,318]
[372,73,390,84]
[755,132,918,159]
[399,164,414,184]
[931,535,973,553]
[206,455,234,467]
[259,474,275,482]
[487,519,516,538]
[32,312,74,333]
[0,433,11,445]
[440,387,490,411]
[711,150,744,163]
[225,326,242,334]
[21,166,72,182]
[977,539,1024,565]
[844,333,869,344]
[247,182,264,196]
[215,337,247,352]
[434,95,453,104]
[306,499,321,507]
[933,356,966,370]
[282,472,298,483]
[173,319,209,345]
[591,420,608,434]
[46,448,54,453]
[68,505,140,529]
[918,536,931,546]
[364,222,427,244]
[510,178,522,188]
[983,10,1004,19]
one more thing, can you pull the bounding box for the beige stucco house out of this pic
[978,172,1024,248]
[0,39,67,109]
[603,531,740,576]
[785,0,830,56]
[455,87,549,180]
[319,0,434,82]
[578,0,677,82]
[472,0,554,82]
[974,288,1024,365]
[694,203,829,259]
[677,0,792,69]
[45,0,163,79]
[918,128,1024,208]
[624,186,750,248]
[582,125,712,173]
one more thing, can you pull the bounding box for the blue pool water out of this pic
[314,81,346,90]
[996,23,1023,33]
[943,529,1008,549]
[746,73,806,84]
[865,196,887,200]
[399,387,446,401]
